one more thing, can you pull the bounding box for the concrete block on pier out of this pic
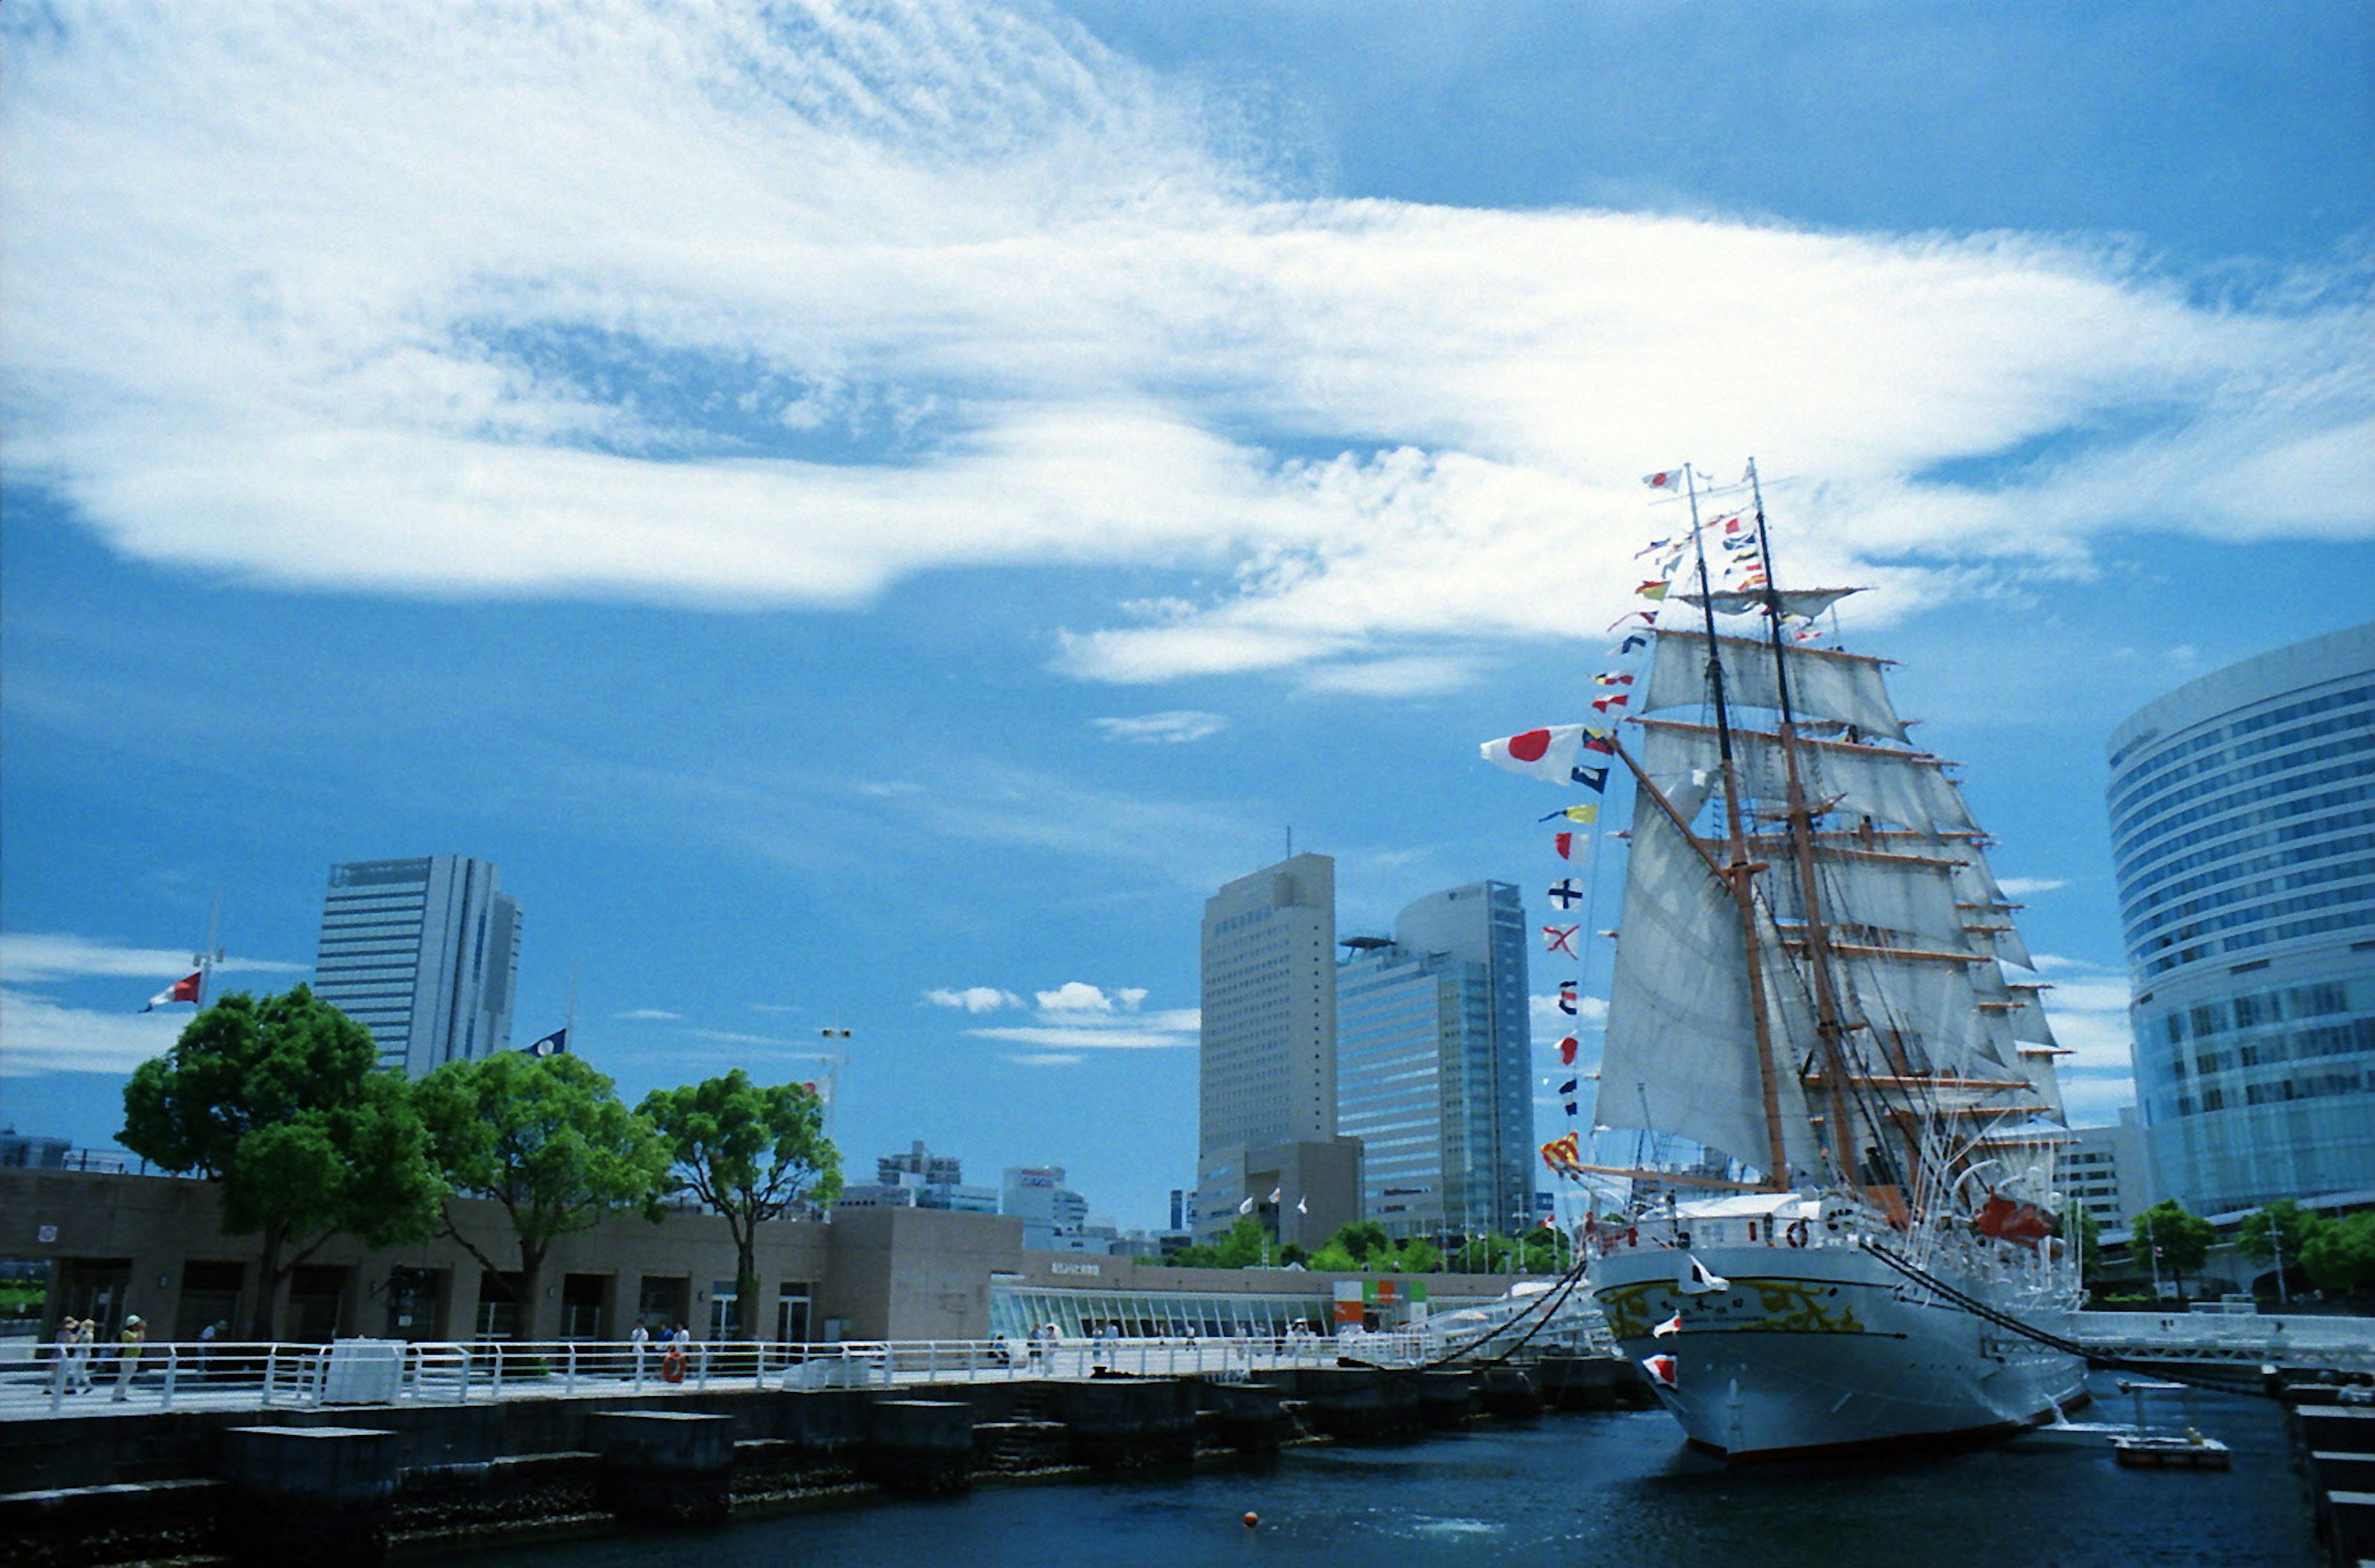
[1048,1378,1199,1470]
[863,1399,975,1494]
[218,1424,400,1564]
[1292,1368,1423,1442]
[1418,1370,1476,1430]
[1196,1378,1291,1452]
[586,1409,735,1527]
[1479,1366,1543,1421]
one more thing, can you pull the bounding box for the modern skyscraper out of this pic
[1194,853,1359,1245]
[2107,623,2375,1214]
[312,855,521,1077]
[1337,882,1533,1240]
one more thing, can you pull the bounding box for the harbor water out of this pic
[448,1373,2317,1567]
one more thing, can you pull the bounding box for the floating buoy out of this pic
[1242,1512,1259,1528]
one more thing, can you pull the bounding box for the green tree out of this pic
[2299,1211,2375,1298]
[2131,1199,2214,1302]
[1392,1235,1442,1274]
[1306,1242,1359,1272]
[416,1051,674,1339]
[1329,1220,1391,1265]
[1212,1215,1268,1268]
[121,987,443,1339]
[1518,1223,1570,1276]
[2236,1199,2322,1302]
[641,1071,841,1339]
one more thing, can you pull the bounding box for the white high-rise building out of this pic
[312,855,521,1076]
[1194,853,1359,1245]
[1337,881,1533,1240]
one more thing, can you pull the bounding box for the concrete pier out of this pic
[2288,1391,2375,1566]
[586,1410,735,1527]
[218,1424,401,1564]
[1196,1378,1292,1453]
[863,1399,975,1494]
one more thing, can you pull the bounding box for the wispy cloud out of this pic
[7,1,2366,694]
[1996,877,2069,897]
[1091,710,1228,744]
[0,990,183,1078]
[1004,1052,1087,1068]
[0,932,307,985]
[963,986,1197,1051]
[613,1007,684,1022]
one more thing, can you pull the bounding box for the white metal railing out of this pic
[2066,1310,2375,1371]
[7,1331,1380,1417]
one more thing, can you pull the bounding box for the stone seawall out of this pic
[0,1361,1649,1566]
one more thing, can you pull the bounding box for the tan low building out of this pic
[3,1170,1530,1347]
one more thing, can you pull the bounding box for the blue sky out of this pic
[4,0,2371,1229]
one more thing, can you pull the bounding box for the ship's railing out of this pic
[2,1331,1358,1418]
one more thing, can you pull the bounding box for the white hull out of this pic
[1591,1242,2086,1462]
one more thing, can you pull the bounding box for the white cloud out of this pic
[924,986,1023,1013]
[1033,981,1149,1013]
[0,932,306,984]
[613,1007,683,1021]
[6,1,2368,692]
[968,1023,1191,1050]
[0,989,184,1077]
[1004,1052,1086,1067]
[1091,710,1228,744]
[1996,877,2069,897]
[1530,990,1607,1037]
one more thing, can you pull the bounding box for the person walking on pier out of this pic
[68,1319,96,1395]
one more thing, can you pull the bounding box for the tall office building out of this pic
[1337,882,1532,1240]
[312,855,521,1077]
[2107,623,2375,1214]
[1194,853,1359,1245]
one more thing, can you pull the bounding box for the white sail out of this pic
[1635,718,1982,835]
[1643,629,1909,743]
[1595,795,1824,1177]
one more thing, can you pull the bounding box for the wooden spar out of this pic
[1564,1162,1783,1193]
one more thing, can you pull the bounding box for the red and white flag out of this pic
[1480,725,1590,783]
[1541,926,1580,958]
[143,972,201,1012]
[1652,1311,1683,1339]
[1641,469,1687,493]
[1641,1353,1679,1389]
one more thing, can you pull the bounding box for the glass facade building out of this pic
[2107,624,2375,1214]
[312,854,521,1077]
[1336,882,1532,1240]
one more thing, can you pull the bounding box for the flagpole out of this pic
[195,896,223,1007]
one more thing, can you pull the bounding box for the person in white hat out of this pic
[112,1315,147,1402]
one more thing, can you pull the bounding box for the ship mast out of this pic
[1681,466,1794,1191]
[1741,461,1864,1186]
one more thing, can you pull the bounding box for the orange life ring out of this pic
[660,1347,686,1384]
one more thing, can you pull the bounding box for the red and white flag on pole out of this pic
[1641,1353,1679,1388]
[143,972,201,1012]
[1641,469,1687,493]
[1652,1311,1683,1339]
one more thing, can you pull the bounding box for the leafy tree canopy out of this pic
[2131,1198,2213,1292]
[416,1051,672,1333]
[2300,1211,2375,1296]
[121,987,442,1336]
[2236,1199,2322,1267]
[641,1070,840,1336]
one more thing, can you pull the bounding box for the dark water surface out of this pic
[450,1376,2317,1567]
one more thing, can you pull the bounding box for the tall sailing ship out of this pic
[1519,462,2086,1462]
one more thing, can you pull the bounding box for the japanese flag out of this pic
[1480,725,1590,783]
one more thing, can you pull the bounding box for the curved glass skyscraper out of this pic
[2107,623,2375,1214]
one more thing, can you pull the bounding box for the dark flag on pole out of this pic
[525,1027,568,1057]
